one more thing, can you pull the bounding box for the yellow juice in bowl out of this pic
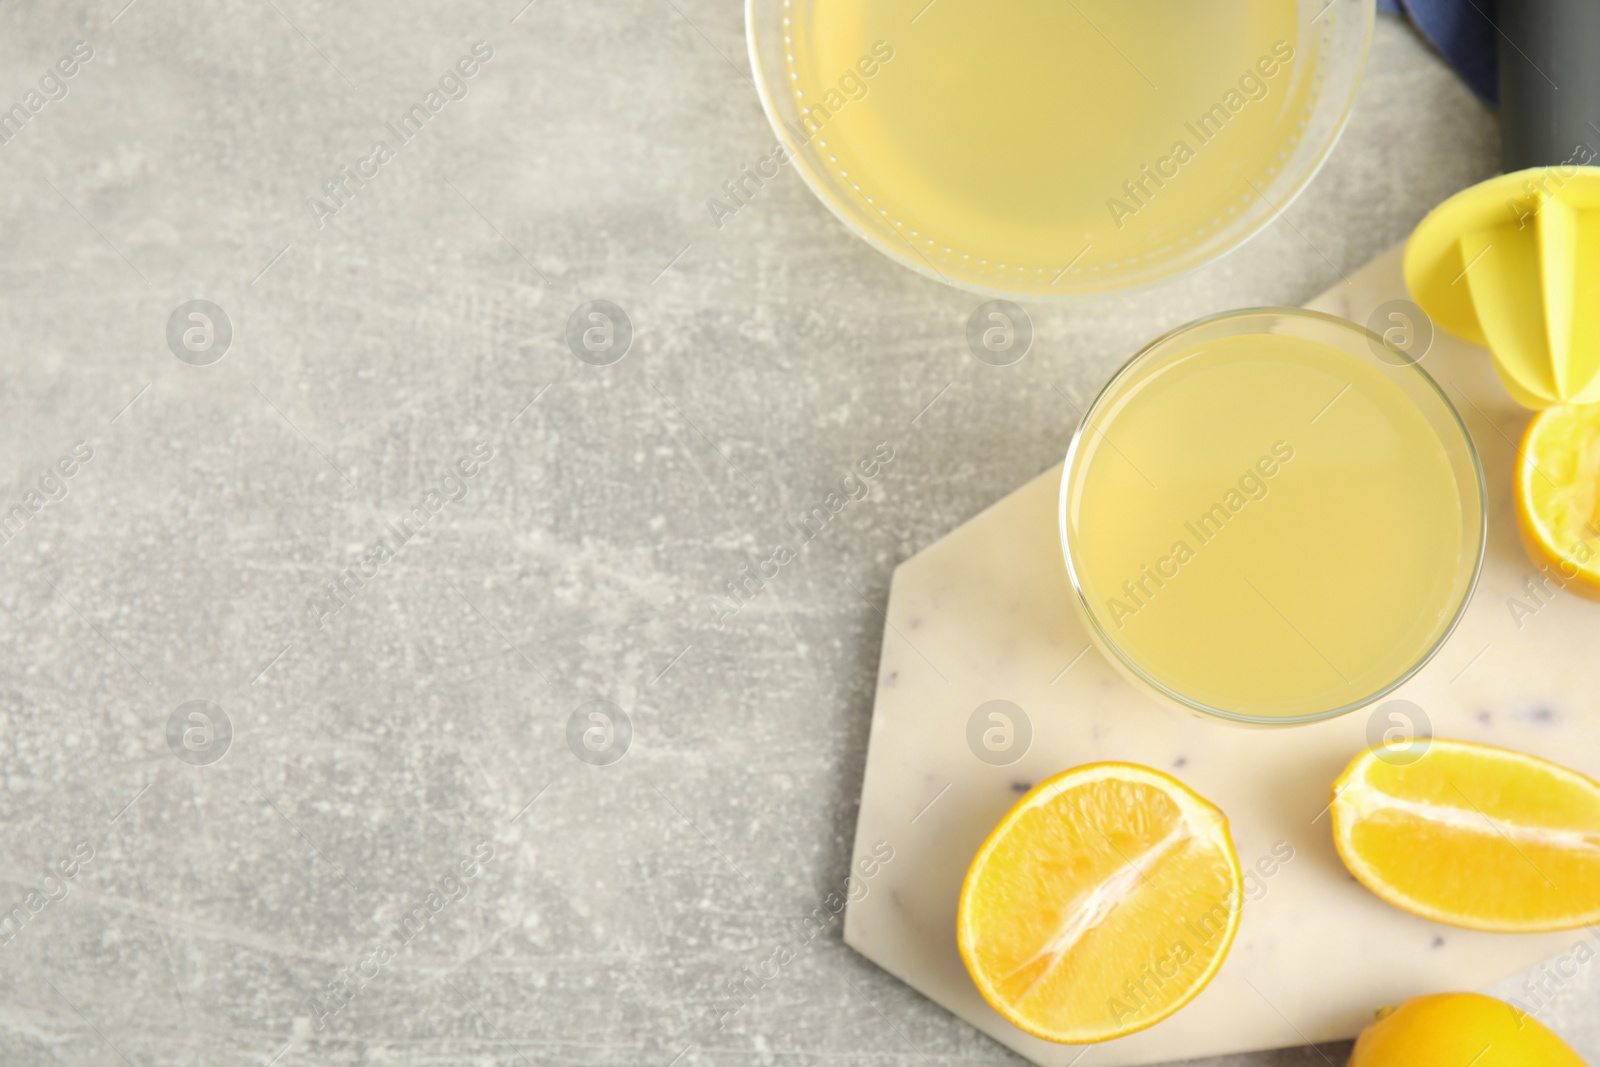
[786,0,1322,290]
[1061,311,1485,723]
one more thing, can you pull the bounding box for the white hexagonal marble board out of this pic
[842,243,1600,1065]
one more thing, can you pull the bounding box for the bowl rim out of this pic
[1056,306,1489,726]
[743,0,1377,301]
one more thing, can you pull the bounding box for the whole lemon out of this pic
[1349,993,1586,1067]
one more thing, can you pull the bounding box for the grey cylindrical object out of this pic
[1498,0,1600,171]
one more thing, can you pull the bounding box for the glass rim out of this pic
[1057,306,1489,726]
[744,0,1376,301]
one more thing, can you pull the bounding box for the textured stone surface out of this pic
[0,3,1587,1066]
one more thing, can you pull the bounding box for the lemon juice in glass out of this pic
[749,0,1373,296]
[1060,310,1486,724]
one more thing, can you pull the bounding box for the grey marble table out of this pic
[1,2,1592,1065]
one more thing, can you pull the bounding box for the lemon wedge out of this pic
[1332,739,1600,931]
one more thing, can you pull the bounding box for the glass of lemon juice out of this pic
[747,0,1373,296]
[1060,310,1486,725]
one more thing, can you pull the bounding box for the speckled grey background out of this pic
[0,2,1593,1065]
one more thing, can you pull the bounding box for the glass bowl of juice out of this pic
[1059,309,1486,725]
[746,0,1373,298]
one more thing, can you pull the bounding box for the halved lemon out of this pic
[1332,739,1600,931]
[957,763,1242,1044]
[1516,404,1600,600]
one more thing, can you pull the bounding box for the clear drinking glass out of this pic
[1058,308,1486,725]
[746,0,1375,298]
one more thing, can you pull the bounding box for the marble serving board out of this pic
[842,243,1600,1066]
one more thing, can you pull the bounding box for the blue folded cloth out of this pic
[1381,0,1498,105]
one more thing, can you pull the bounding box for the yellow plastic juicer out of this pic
[1405,166,1600,409]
